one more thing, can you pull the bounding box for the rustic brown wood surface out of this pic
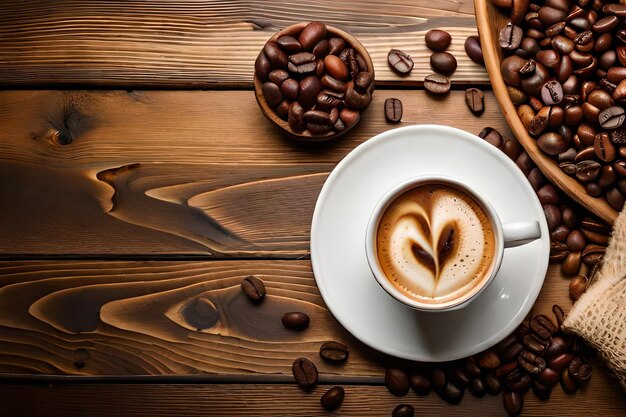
[1,0,625,416]
[0,0,487,87]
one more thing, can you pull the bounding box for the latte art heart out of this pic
[376,184,496,305]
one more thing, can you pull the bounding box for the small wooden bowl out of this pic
[474,0,619,225]
[253,22,375,142]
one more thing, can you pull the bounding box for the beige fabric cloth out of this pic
[563,204,626,391]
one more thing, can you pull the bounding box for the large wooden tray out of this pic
[474,0,619,225]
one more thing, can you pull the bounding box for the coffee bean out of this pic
[384,98,403,123]
[320,386,344,410]
[430,52,457,75]
[465,88,484,115]
[262,82,283,107]
[537,184,559,205]
[495,362,518,378]
[548,353,574,372]
[449,367,470,389]
[518,350,546,374]
[324,55,348,81]
[568,356,592,385]
[345,88,372,109]
[562,251,582,276]
[281,312,310,331]
[551,225,570,243]
[501,55,526,88]
[503,390,523,417]
[530,315,557,340]
[443,382,465,404]
[307,122,331,134]
[325,38,344,56]
[319,341,349,362]
[312,39,329,58]
[593,15,619,33]
[298,21,327,51]
[241,275,266,302]
[500,22,523,51]
[468,378,486,397]
[550,241,569,262]
[478,351,501,369]
[552,35,575,55]
[541,80,563,105]
[424,73,451,94]
[504,139,523,160]
[317,89,344,110]
[479,127,503,148]
[516,152,534,176]
[280,78,299,100]
[544,335,568,358]
[580,227,610,245]
[276,99,289,120]
[264,42,288,69]
[532,379,552,400]
[485,373,502,395]
[355,71,373,92]
[298,76,321,109]
[569,275,588,301]
[392,404,414,417]
[560,368,579,393]
[269,69,290,85]
[594,132,616,162]
[292,357,318,388]
[501,342,524,363]
[425,29,452,51]
[566,230,586,252]
[388,49,414,75]
[544,204,562,232]
[598,106,626,130]
[432,368,447,392]
[523,333,549,355]
[464,35,484,64]
[255,52,271,82]
[507,371,531,393]
[409,373,430,395]
[607,187,625,210]
[385,368,410,396]
[288,102,305,132]
[276,36,302,54]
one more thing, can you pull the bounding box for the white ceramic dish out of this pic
[310,124,550,361]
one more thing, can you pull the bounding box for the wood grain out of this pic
[0,0,488,87]
[0,89,514,257]
[1,383,625,417]
[474,0,619,225]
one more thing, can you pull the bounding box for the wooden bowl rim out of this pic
[253,21,375,142]
[474,0,619,225]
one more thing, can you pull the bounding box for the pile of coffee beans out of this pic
[493,0,626,211]
[477,126,611,300]
[255,21,374,137]
[384,307,593,417]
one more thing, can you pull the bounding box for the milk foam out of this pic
[376,184,496,304]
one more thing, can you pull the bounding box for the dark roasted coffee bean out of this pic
[550,241,569,262]
[537,184,558,205]
[449,367,470,389]
[385,368,410,396]
[576,160,601,182]
[466,357,482,378]
[432,368,447,393]
[501,55,526,88]
[465,88,484,115]
[299,76,321,109]
[594,133,616,162]
[292,358,318,389]
[409,373,430,395]
[593,15,619,33]
[384,98,403,123]
[538,367,560,387]
[551,225,570,242]
[320,341,349,362]
[523,333,549,355]
[532,379,552,400]
[589,89,615,110]
[276,99,289,120]
[502,343,524,363]
[464,35,484,64]
[538,132,568,155]
[424,73,451,94]
[530,315,557,340]
[392,404,414,417]
[560,368,578,393]
[430,51,457,75]
[541,80,563,105]
[303,109,331,125]
[264,42,288,69]
[568,356,592,385]
[262,82,283,107]
[388,49,414,75]
[241,275,266,302]
[518,350,546,374]
[544,335,568,358]
[320,74,347,93]
[307,122,331,134]
[282,312,310,331]
[503,389,523,417]
[317,89,344,110]
[328,37,345,55]
[280,78,299,100]
[288,61,316,75]
[586,182,602,197]
[548,353,574,372]
[495,362,518,378]
[320,386,344,410]
[599,106,626,130]
[485,373,502,395]
[562,251,582,276]
[507,371,531,393]
[468,378,486,397]
[543,204,561,231]
[607,188,626,210]
[611,129,626,145]
[443,383,464,404]
[276,36,302,54]
[479,127,504,148]
[355,71,373,92]
[425,29,452,51]
[566,230,586,252]
[298,21,327,51]
[269,69,290,85]
[255,51,271,82]
[500,23,523,51]
[478,350,501,369]
[312,39,329,58]
[345,88,371,109]
[569,275,588,301]
[615,160,626,176]
[288,101,305,132]
[340,108,360,126]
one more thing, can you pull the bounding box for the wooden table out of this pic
[0,1,624,415]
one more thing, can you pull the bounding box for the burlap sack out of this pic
[563,204,626,391]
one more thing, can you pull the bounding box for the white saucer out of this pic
[310,125,550,362]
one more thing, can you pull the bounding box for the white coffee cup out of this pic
[365,175,541,312]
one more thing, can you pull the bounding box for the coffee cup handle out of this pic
[502,221,542,248]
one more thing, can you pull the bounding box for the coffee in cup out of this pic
[365,175,541,311]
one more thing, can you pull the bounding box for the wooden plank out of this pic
[1,383,625,417]
[0,89,513,256]
[0,0,488,87]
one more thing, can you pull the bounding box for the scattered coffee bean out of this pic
[518,350,546,374]
[392,404,414,417]
[444,382,465,404]
[479,351,501,369]
[466,88,485,115]
[292,357,318,388]
[485,373,502,395]
[568,356,592,385]
[384,98,403,123]
[388,49,414,75]
[465,35,484,64]
[548,353,574,373]
[424,73,451,94]
[425,29,452,51]
[430,51,457,75]
[282,312,310,331]
[385,368,410,396]
[320,386,344,410]
[409,373,430,395]
[319,341,349,362]
[241,275,266,302]
[560,367,579,393]
[569,274,588,301]
[530,315,557,340]
[503,390,523,417]
[432,368,447,393]
[468,378,486,397]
